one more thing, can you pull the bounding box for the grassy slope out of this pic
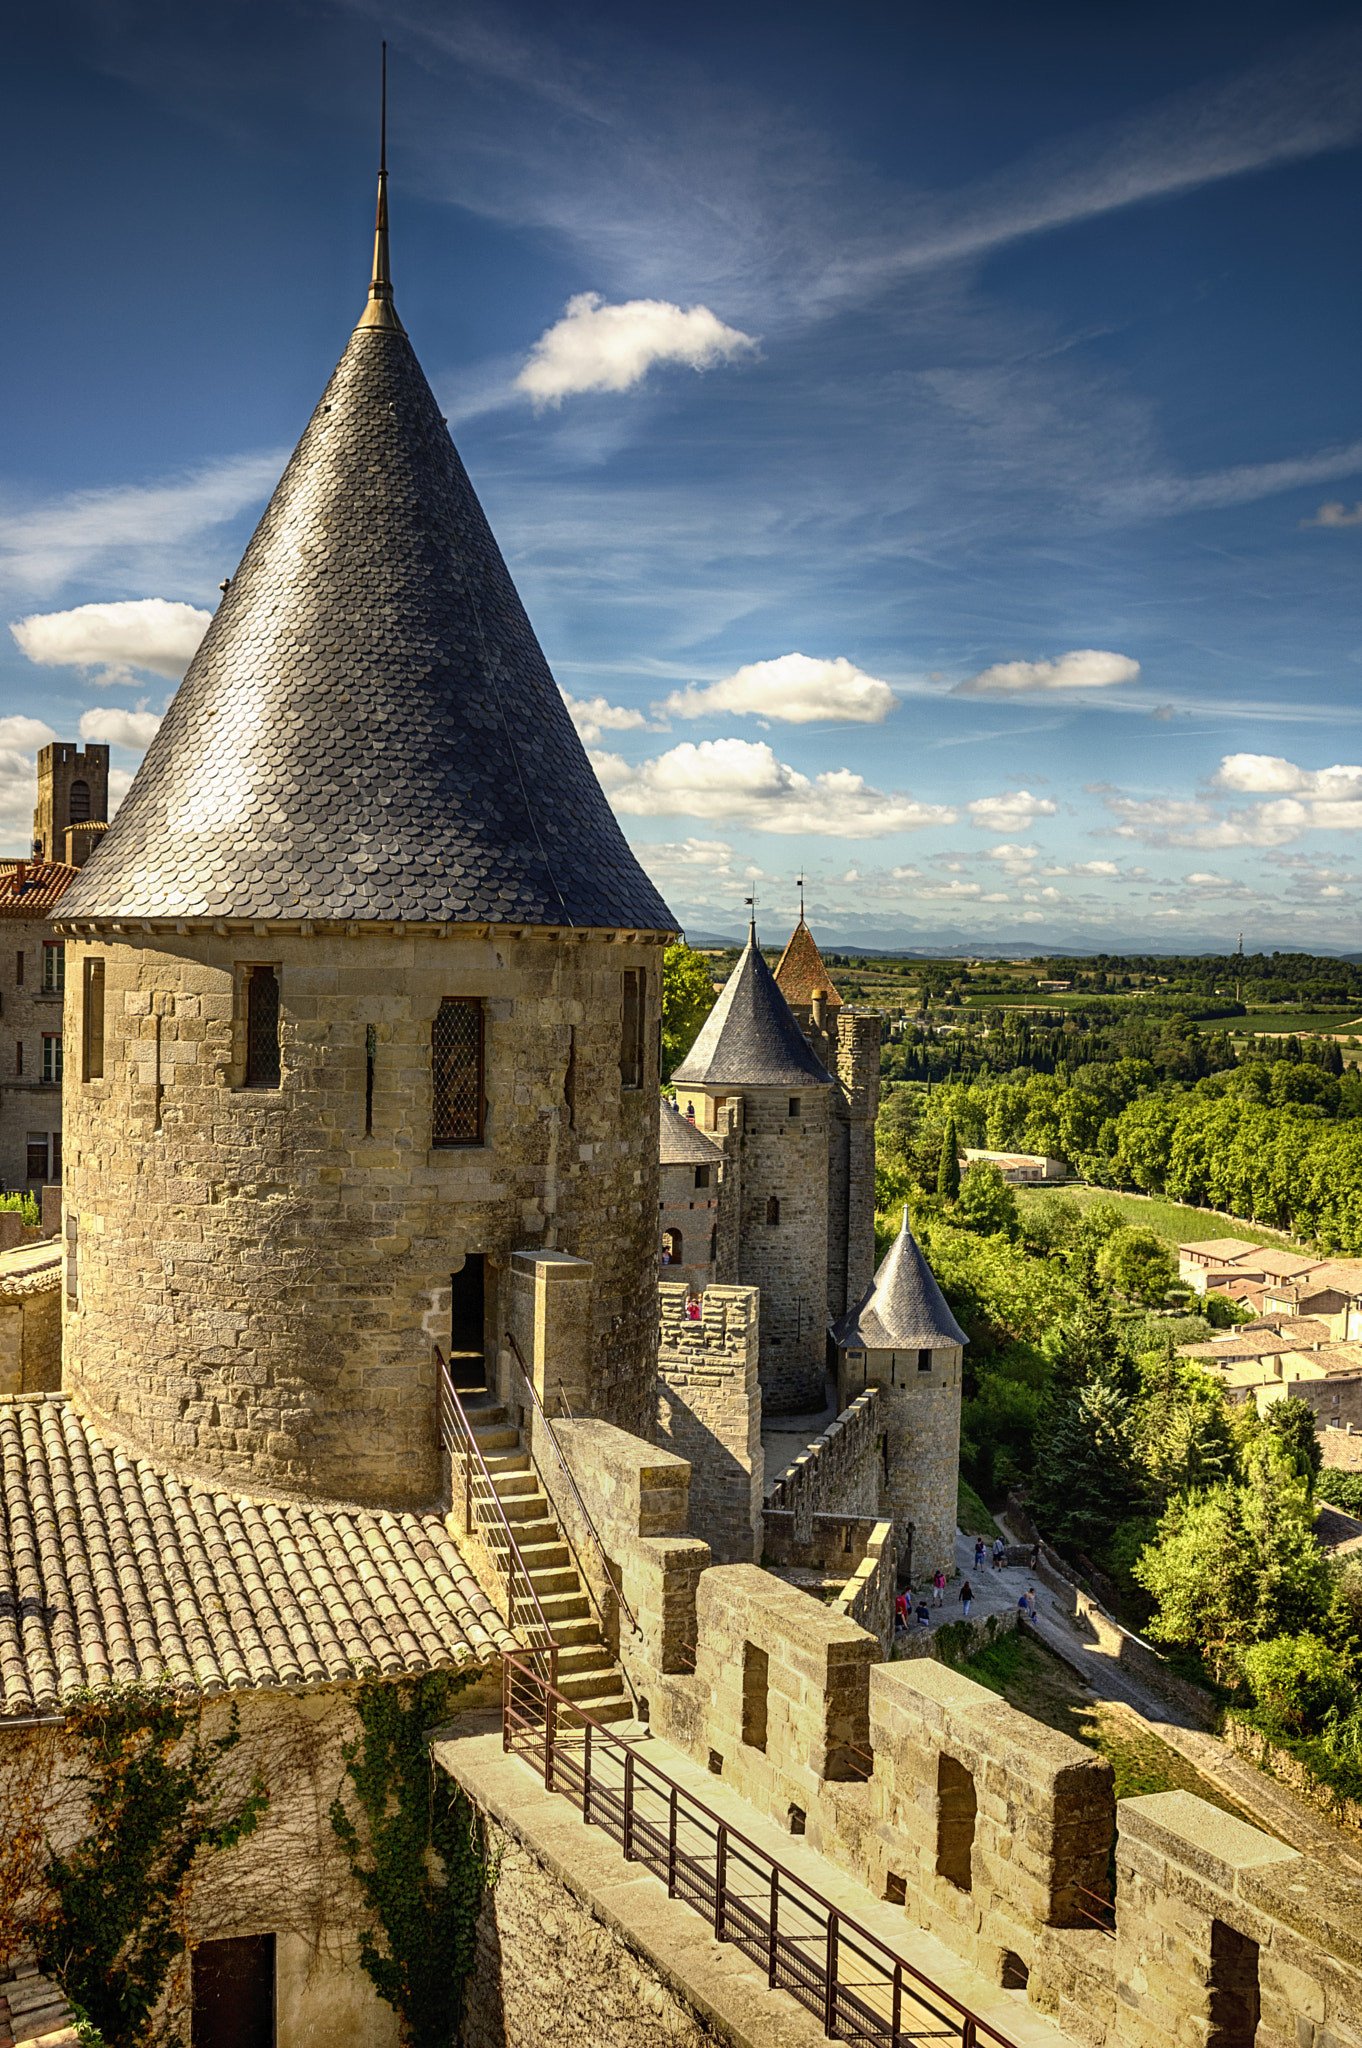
[957,1477,1004,1539]
[1013,1183,1300,1251]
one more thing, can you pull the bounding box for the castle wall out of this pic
[823,1010,882,1321]
[59,923,665,1505]
[838,1345,962,1582]
[655,1280,762,1564]
[764,1386,883,1541]
[658,1158,720,1292]
[735,1087,829,1413]
[760,1509,896,1653]
[0,915,66,1195]
[0,1246,61,1396]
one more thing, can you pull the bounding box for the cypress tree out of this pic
[937,1116,961,1199]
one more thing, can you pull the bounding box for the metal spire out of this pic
[745,892,757,944]
[796,872,806,922]
[358,43,405,334]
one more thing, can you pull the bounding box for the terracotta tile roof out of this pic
[0,1394,515,1719]
[0,1244,61,1300]
[773,919,843,1011]
[0,863,79,923]
[1179,1237,1263,1263]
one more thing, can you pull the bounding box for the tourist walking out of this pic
[992,1536,1005,1571]
[932,1569,946,1607]
[959,1579,974,1617]
[1026,1586,1038,1620]
[974,1536,986,1571]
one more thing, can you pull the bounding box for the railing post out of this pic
[502,1654,511,1754]
[544,1658,556,1792]
[768,1867,779,1987]
[583,1719,592,1824]
[963,2016,977,2048]
[464,1431,472,1536]
[892,1962,902,2047]
[667,1786,678,1898]
[824,1909,838,2038]
[715,1823,727,1942]
[623,1748,635,1862]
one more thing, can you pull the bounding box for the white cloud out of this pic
[631,836,758,882]
[966,790,1059,833]
[0,454,279,595]
[985,842,1039,876]
[515,293,758,404]
[1070,859,1122,878]
[590,736,957,837]
[1302,501,1362,528]
[11,598,210,685]
[952,648,1139,696]
[1215,753,1362,800]
[0,717,57,751]
[79,707,163,752]
[560,690,649,743]
[662,653,896,725]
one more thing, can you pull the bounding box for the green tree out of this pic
[1018,1190,1081,1257]
[1134,1484,1259,1677]
[1047,1247,1126,1392]
[661,942,717,1079]
[1239,1634,1353,1736]
[937,1116,961,1199]
[1030,1381,1146,1556]
[1263,1395,1323,1491]
[958,1160,1018,1236]
[1099,1225,1178,1306]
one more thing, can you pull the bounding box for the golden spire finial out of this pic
[358,42,405,334]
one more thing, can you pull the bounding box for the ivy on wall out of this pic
[34,1683,268,2048]
[330,1673,496,2048]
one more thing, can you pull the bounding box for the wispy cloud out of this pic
[952,649,1139,697]
[1301,500,1362,528]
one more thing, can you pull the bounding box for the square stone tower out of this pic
[32,743,109,863]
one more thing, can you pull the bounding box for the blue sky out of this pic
[2,0,1361,952]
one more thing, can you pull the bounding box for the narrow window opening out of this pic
[15,950,23,986]
[1207,1921,1260,2048]
[433,997,484,1144]
[694,1163,710,1190]
[741,1641,769,1752]
[1000,1953,1030,1991]
[15,1039,22,1077]
[918,1347,932,1372]
[153,1013,163,1132]
[244,966,281,1089]
[83,959,105,1081]
[788,1095,800,1117]
[708,1750,723,1776]
[621,968,645,1089]
[42,1033,62,1086]
[448,1256,486,1392]
[364,1023,376,1135]
[787,1805,806,1836]
[564,1025,577,1129]
[67,779,91,825]
[662,1227,683,1266]
[51,1131,61,1182]
[192,1932,276,2048]
[766,1196,780,1225]
[884,1872,907,1906]
[936,1753,977,1891]
[43,941,65,992]
[708,1225,717,1262]
[26,1131,47,1183]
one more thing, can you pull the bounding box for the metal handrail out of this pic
[504,1330,641,1638]
[501,1652,1024,2048]
[435,1346,558,1677]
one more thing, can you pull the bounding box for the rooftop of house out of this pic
[671,927,834,1090]
[0,1240,61,1299]
[59,182,673,935]
[0,861,80,923]
[0,1393,515,1720]
[1179,1236,1264,1263]
[832,1208,968,1353]
[659,1099,723,1166]
[772,917,843,1013]
[1285,1259,1362,1297]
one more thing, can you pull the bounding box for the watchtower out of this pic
[672,925,833,1412]
[33,743,109,863]
[56,168,675,1508]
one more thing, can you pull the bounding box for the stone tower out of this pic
[831,1209,967,1582]
[33,743,109,866]
[55,163,675,1508]
[658,1098,723,1291]
[671,925,832,1412]
[775,917,882,1320]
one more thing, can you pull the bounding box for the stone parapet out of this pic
[0,1242,61,1396]
[655,1280,762,1564]
[761,1509,895,1653]
[765,1387,883,1541]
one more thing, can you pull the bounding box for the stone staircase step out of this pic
[491,1472,540,1500]
[556,1666,625,1703]
[528,1566,580,1597]
[471,1426,519,1453]
[558,1692,634,1726]
[547,1617,601,1648]
[551,1642,614,1677]
[483,1451,531,1477]
[538,1591,590,1622]
[518,1540,571,1572]
[500,1493,550,1522]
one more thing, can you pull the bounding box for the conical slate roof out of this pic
[671,929,833,1088]
[659,1098,723,1166]
[62,208,675,930]
[831,1209,967,1351]
[774,918,843,1011]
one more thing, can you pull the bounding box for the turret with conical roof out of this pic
[833,1209,966,1583]
[672,924,833,1091]
[59,143,674,1505]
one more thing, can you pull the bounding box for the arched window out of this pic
[766,1196,780,1226]
[68,780,91,824]
[662,1227,683,1265]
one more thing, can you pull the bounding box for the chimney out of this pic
[812,988,826,1028]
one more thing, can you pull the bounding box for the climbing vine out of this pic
[33,1684,268,2048]
[330,1673,496,2048]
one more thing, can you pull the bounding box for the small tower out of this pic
[672,924,833,1411]
[658,1099,723,1291]
[775,916,882,1319]
[32,743,109,864]
[831,1210,967,1582]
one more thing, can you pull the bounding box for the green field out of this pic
[1013,1183,1300,1251]
[1236,1009,1361,1040]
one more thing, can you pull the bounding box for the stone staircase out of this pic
[452,1402,631,1726]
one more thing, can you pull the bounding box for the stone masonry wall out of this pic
[764,1387,883,1541]
[655,1281,762,1564]
[736,1087,829,1413]
[58,924,665,1504]
[0,914,65,1195]
[838,1348,962,1582]
[761,1508,896,1653]
[836,1012,882,1317]
[658,1159,720,1293]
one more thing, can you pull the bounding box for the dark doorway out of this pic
[1208,1920,1260,2048]
[192,1933,275,2048]
[449,1256,486,1392]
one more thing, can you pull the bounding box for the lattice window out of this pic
[244,967,281,1089]
[43,941,64,992]
[433,998,484,1145]
[68,779,91,823]
[42,1033,62,1085]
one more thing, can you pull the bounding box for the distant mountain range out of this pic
[677,924,1362,961]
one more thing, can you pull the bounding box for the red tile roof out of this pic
[0,861,80,922]
[773,919,843,1011]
